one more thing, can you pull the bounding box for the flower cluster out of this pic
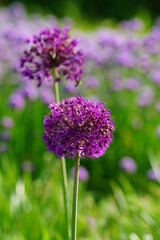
[20,27,85,86]
[43,96,115,159]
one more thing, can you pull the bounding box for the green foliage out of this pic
[0,156,160,239]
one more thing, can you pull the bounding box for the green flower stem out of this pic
[52,69,69,240]
[54,80,60,103]
[71,151,80,240]
[60,156,70,240]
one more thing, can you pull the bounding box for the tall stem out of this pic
[71,152,80,240]
[52,69,69,240]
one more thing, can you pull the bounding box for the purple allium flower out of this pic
[20,27,85,86]
[8,92,25,110]
[63,81,79,94]
[120,157,137,173]
[70,166,89,181]
[150,70,160,86]
[120,18,144,31]
[112,77,123,91]
[0,131,10,141]
[20,161,35,173]
[123,78,139,91]
[147,169,160,181]
[116,51,135,68]
[85,76,99,89]
[43,96,115,159]
[40,88,55,105]
[1,117,14,128]
[21,82,38,100]
[136,86,154,107]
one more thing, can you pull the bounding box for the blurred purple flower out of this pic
[63,81,79,94]
[8,92,25,110]
[40,88,55,105]
[136,86,154,107]
[112,77,123,91]
[20,161,35,173]
[85,76,99,89]
[70,166,89,181]
[1,116,14,128]
[120,157,137,173]
[21,82,38,100]
[120,18,144,31]
[0,143,8,153]
[147,169,160,181]
[150,70,160,86]
[116,51,135,68]
[87,217,96,228]
[0,131,10,141]
[124,78,139,91]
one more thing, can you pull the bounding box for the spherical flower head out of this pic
[43,96,115,159]
[70,166,89,181]
[0,131,10,141]
[8,92,25,110]
[20,26,85,87]
[1,117,14,129]
[120,156,137,173]
[147,169,160,181]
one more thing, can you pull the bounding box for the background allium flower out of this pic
[21,82,39,100]
[20,161,35,173]
[70,166,89,181]
[43,96,115,159]
[123,78,139,91]
[147,169,160,181]
[85,76,99,89]
[20,26,85,86]
[1,117,14,128]
[39,88,55,105]
[0,131,10,141]
[120,156,137,173]
[8,92,25,110]
[63,81,79,94]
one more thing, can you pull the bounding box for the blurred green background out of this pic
[1,0,160,22]
[0,0,160,239]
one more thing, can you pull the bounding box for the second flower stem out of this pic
[53,71,69,240]
[71,152,80,240]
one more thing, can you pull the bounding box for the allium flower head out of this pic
[1,117,14,129]
[120,156,137,173]
[43,96,115,159]
[70,166,89,181]
[20,26,85,86]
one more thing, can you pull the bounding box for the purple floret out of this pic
[43,96,115,159]
[20,26,85,86]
